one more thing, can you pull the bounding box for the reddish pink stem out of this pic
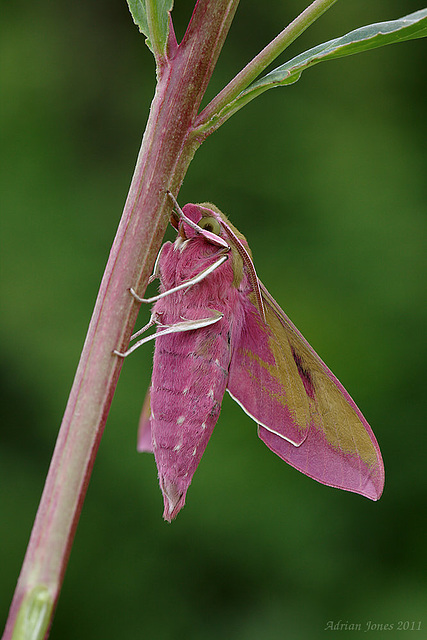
[3,2,239,638]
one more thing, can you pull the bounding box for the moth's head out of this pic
[171,203,226,247]
[171,202,252,288]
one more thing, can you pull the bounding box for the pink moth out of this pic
[116,194,384,521]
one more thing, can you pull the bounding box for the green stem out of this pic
[194,0,338,136]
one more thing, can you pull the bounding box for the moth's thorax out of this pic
[154,236,250,326]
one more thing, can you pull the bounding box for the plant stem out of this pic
[3,2,239,638]
[194,0,338,135]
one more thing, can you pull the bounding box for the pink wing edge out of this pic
[230,281,385,501]
[137,386,153,453]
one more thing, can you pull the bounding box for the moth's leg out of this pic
[114,311,223,358]
[130,245,164,306]
[130,253,228,304]
[113,313,159,358]
[147,244,165,285]
[130,313,159,341]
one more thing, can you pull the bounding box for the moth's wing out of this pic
[137,386,154,453]
[227,295,312,448]
[228,283,385,500]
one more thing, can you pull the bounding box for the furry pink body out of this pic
[136,201,384,521]
[149,218,247,520]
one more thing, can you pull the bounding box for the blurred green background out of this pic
[1,1,426,638]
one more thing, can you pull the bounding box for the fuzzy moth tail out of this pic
[160,478,186,522]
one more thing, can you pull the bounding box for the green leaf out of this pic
[212,9,427,125]
[126,0,173,57]
[251,8,427,90]
[126,0,150,38]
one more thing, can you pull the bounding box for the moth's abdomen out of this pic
[150,322,231,521]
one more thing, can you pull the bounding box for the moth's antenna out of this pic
[167,190,183,214]
[167,190,201,235]
[221,220,266,322]
[167,190,183,227]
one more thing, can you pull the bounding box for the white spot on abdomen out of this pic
[177,416,185,425]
